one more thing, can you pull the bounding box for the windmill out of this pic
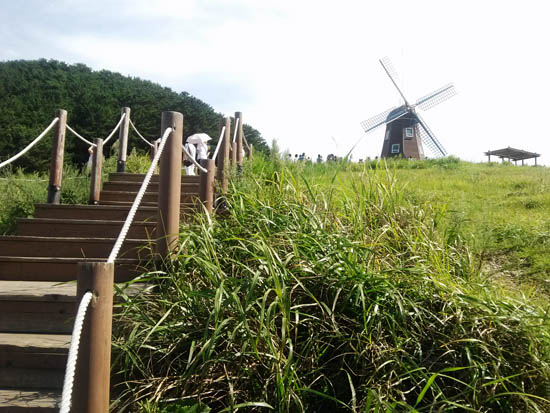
[360,57,456,159]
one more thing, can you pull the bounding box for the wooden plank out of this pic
[0,281,75,301]
[108,172,199,183]
[16,218,156,238]
[0,333,70,353]
[0,388,59,411]
[0,236,150,260]
[0,256,141,282]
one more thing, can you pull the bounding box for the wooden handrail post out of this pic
[249,144,254,160]
[231,141,237,167]
[216,116,231,194]
[150,139,158,162]
[116,107,131,173]
[157,111,183,258]
[88,138,103,205]
[73,261,114,413]
[200,159,215,213]
[47,109,67,204]
[235,111,243,170]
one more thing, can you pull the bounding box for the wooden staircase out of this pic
[0,172,200,412]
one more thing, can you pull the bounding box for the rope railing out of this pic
[242,130,251,151]
[59,290,93,413]
[211,126,226,161]
[66,124,96,147]
[66,112,126,148]
[0,117,59,169]
[107,126,173,263]
[57,110,238,410]
[129,119,154,147]
[232,117,240,143]
[102,112,126,145]
[182,144,208,173]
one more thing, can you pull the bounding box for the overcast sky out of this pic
[2,0,549,164]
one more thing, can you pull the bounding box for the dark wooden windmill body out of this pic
[361,57,456,159]
[380,110,424,159]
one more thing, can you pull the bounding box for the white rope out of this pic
[66,124,96,147]
[129,119,154,147]
[59,290,93,413]
[211,126,226,161]
[242,130,251,151]
[232,117,240,143]
[102,112,126,145]
[182,144,208,173]
[107,127,172,263]
[0,117,59,169]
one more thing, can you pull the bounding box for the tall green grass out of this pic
[264,157,550,295]
[0,164,90,233]
[113,159,550,412]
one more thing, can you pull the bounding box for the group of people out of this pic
[286,153,364,163]
[287,153,312,162]
[183,135,210,175]
[287,153,324,163]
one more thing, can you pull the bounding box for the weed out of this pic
[112,157,550,412]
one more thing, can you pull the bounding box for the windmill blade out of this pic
[379,56,409,105]
[416,83,457,111]
[415,113,447,157]
[360,105,409,133]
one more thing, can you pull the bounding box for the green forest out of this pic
[0,59,269,170]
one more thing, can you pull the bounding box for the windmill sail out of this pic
[416,84,457,111]
[379,57,409,105]
[415,113,447,157]
[360,105,408,133]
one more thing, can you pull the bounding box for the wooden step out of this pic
[108,172,200,183]
[103,180,199,193]
[99,190,199,204]
[16,218,156,239]
[0,388,59,412]
[97,200,198,212]
[0,333,69,389]
[98,200,158,208]
[0,257,141,282]
[34,203,157,222]
[0,281,146,333]
[0,236,151,260]
[0,281,76,333]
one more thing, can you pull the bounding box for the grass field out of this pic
[366,159,550,297]
[259,157,550,298]
[110,155,550,412]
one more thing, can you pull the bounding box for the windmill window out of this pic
[405,127,414,138]
[391,144,400,154]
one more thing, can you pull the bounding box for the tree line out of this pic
[0,59,269,171]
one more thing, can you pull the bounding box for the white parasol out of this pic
[186,133,211,144]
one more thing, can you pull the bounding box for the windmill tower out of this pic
[361,57,456,159]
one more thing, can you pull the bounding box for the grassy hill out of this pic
[107,156,550,412]
[306,157,550,296]
[0,59,269,171]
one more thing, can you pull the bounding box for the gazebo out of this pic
[484,147,540,166]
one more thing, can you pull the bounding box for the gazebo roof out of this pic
[484,147,540,161]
